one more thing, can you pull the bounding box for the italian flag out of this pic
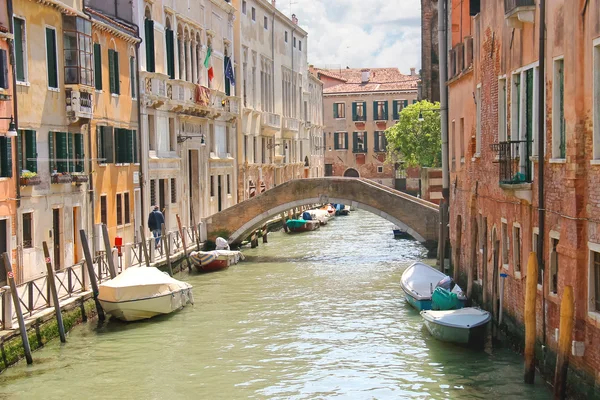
[204,46,214,82]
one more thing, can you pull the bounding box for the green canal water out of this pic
[0,210,551,399]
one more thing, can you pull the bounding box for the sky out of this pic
[281,0,422,74]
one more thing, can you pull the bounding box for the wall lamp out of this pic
[267,142,288,150]
[0,116,17,137]
[177,133,206,145]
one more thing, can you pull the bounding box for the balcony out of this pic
[65,88,93,124]
[504,0,535,28]
[144,74,168,107]
[261,112,281,134]
[223,97,240,115]
[491,140,532,185]
[283,117,299,133]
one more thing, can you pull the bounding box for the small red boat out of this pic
[190,250,245,273]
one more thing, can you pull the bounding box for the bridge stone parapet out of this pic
[203,178,439,249]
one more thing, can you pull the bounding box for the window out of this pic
[124,192,130,224]
[451,120,456,169]
[513,225,521,273]
[594,40,600,159]
[145,17,156,72]
[100,195,107,225]
[114,129,136,164]
[13,17,27,82]
[17,130,37,173]
[242,1,247,15]
[591,249,600,313]
[460,118,465,162]
[374,131,387,152]
[553,58,566,158]
[377,166,383,173]
[511,73,520,141]
[393,100,408,120]
[374,100,388,120]
[130,56,137,99]
[264,16,268,30]
[285,31,288,43]
[0,137,12,178]
[116,193,123,226]
[251,7,256,21]
[476,85,481,154]
[294,37,296,48]
[325,164,333,176]
[334,132,348,150]
[49,132,84,173]
[150,179,156,206]
[171,178,177,203]
[299,41,302,51]
[165,27,175,79]
[352,101,366,121]
[45,27,59,89]
[93,43,102,90]
[108,49,120,95]
[63,16,92,86]
[333,103,345,119]
[22,212,33,249]
[550,237,559,294]
[501,221,509,267]
[227,174,231,195]
[0,50,9,89]
[353,131,367,153]
[498,78,507,142]
[97,126,113,164]
[210,175,215,197]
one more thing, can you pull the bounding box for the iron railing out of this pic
[490,140,532,184]
[504,0,535,15]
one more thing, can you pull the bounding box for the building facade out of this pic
[314,67,419,187]
[448,0,600,394]
[420,0,440,102]
[13,0,91,280]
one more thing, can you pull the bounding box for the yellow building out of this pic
[86,6,140,246]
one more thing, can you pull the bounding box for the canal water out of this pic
[0,210,551,399]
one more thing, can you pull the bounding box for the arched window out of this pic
[165,17,175,79]
[144,6,155,72]
[177,25,185,81]
[129,47,137,99]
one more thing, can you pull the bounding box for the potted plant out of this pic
[20,171,41,187]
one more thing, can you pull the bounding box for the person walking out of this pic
[148,206,165,249]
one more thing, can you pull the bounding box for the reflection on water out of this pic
[0,210,551,399]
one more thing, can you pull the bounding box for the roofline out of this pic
[255,0,308,36]
[323,90,418,97]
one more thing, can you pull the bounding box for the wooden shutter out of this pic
[333,103,338,119]
[45,28,58,88]
[67,132,74,172]
[362,101,367,120]
[344,132,348,149]
[75,133,84,172]
[0,49,8,89]
[363,132,367,152]
[166,29,175,79]
[113,51,120,94]
[145,19,155,73]
[105,127,114,163]
[334,132,339,150]
[25,130,37,173]
[132,130,138,164]
[383,101,388,120]
[353,132,358,151]
[130,56,136,98]
[16,131,22,174]
[373,132,379,152]
[392,100,398,120]
[108,49,115,94]
[56,132,68,172]
[373,102,378,120]
[94,43,102,90]
[97,126,104,163]
[404,100,409,109]
[352,102,357,121]
[48,131,55,172]
[14,18,25,81]
[0,137,11,177]
[126,130,134,163]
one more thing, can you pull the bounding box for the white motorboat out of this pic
[420,307,491,345]
[308,208,330,225]
[400,262,467,311]
[98,267,193,322]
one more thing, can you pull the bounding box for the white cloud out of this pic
[279,0,421,74]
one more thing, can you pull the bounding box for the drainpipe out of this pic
[438,0,449,269]
[537,0,547,355]
[7,0,22,281]
[134,28,144,238]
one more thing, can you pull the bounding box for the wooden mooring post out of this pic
[1,253,33,364]
[553,285,574,400]
[79,229,105,322]
[161,223,173,277]
[139,225,150,267]
[524,252,538,384]
[42,242,66,343]
[101,224,117,279]
[262,224,268,243]
[282,213,289,233]
[176,214,192,272]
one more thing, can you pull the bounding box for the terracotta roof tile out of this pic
[313,67,419,94]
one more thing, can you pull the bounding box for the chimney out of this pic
[272,0,276,7]
[410,67,417,76]
[361,69,370,83]
[292,14,298,25]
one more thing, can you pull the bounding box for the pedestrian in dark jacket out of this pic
[148,206,165,248]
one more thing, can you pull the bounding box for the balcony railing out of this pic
[262,112,281,129]
[283,117,299,132]
[505,0,535,14]
[490,140,532,184]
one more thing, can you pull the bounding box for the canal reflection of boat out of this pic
[393,226,412,239]
[286,218,320,233]
[190,250,245,273]
[400,262,466,311]
[420,307,491,345]
[98,267,194,322]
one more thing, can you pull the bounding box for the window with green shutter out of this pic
[413,99,418,104]
[74,133,84,172]
[55,132,68,172]
[132,130,139,164]
[46,27,58,89]
[97,126,114,164]
[108,49,120,95]
[94,43,102,90]
[17,130,37,173]
[353,102,366,121]
[0,137,12,178]
[126,129,134,163]
[166,28,175,79]
[353,132,366,153]
[49,131,55,172]
[130,56,137,98]
[0,50,9,89]
[374,101,388,120]
[145,18,155,73]
[13,18,26,82]
[333,103,345,119]
[67,132,74,172]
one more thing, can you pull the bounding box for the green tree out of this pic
[386,100,442,168]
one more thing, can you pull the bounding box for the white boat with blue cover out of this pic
[400,262,466,311]
[420,307,491,345]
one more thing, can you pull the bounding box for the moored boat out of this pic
[420,307,491,345]
[400,262,466,311]
[286,219,321,233]
[393,226,412,239]
[308,209,330,225]
[190,250,245,273]
[98,267,193,322]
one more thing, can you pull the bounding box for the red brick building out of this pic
[421,0,440,102]
[312,67,419,188]
[448,0,600,395]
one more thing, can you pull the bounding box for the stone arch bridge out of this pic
[203,178,440,250]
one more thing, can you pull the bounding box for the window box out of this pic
[20,175,41,187]
[376,121,387,129]
[51,173,72,184]
[72,174,88,184]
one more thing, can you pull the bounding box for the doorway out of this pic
[53,208,61,270]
